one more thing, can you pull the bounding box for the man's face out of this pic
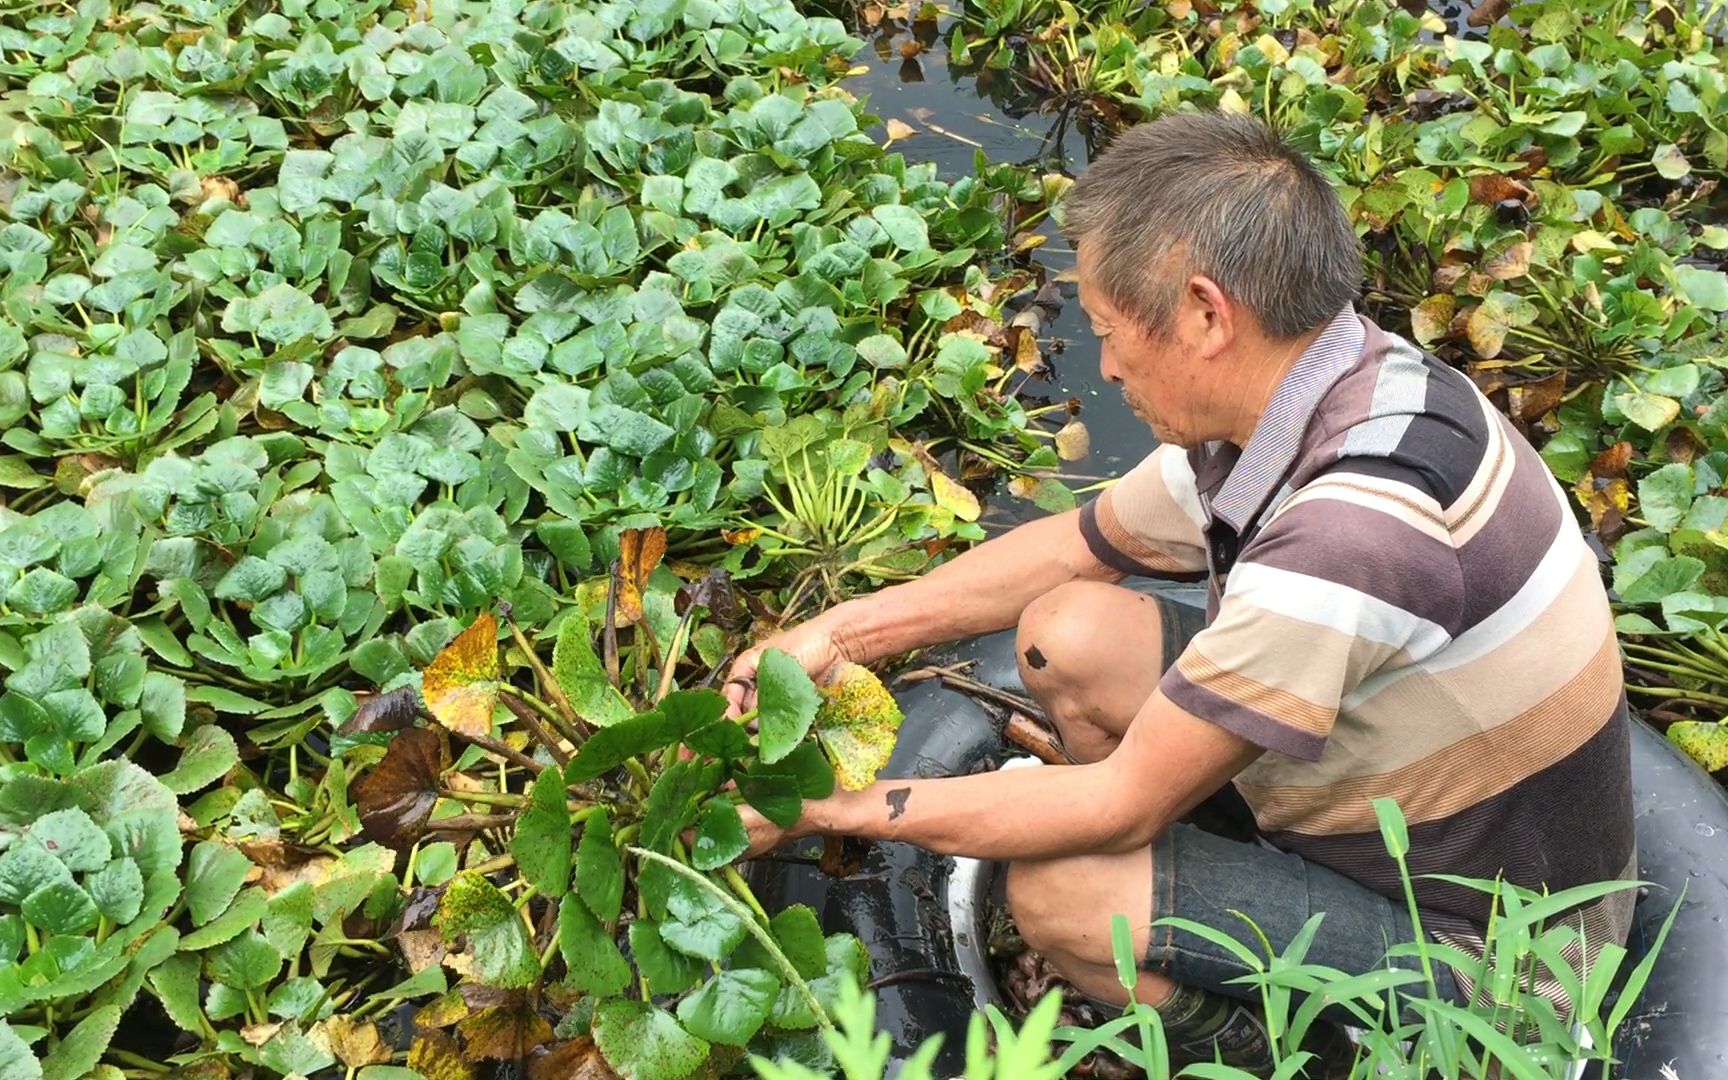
[1075,241,1208,446]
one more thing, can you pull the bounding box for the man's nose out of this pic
[1099,350,1121,384]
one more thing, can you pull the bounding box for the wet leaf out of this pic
[160,724,239,794]
[458,1000,555,1060]
[435,873,540,989]
[690,800,748,871]
[928,469,981,521]
[733,904,826,979]
[882,118,917,147]
[814,663,905,791]
[676,968,779,1045]
[592,1001,709,1080]
[40,1005,120,1080]
[755,648,821,765]
[628,919,702,995]
[353,727,445,849]
[659,875,745,962]
[0,1021,42,1080]
[512,770,571,898]
[422,613,500,737]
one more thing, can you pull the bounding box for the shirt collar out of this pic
[1206,306,1366,531]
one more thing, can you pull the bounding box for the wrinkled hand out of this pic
[723,618,848,719]
[735,801,795,860]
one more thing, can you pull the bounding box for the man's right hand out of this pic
[722,618,850,719]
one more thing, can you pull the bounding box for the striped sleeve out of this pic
[1158,461,1465,760]
[1078,445,1208,579]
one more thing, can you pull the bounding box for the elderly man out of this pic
[723,110,1634,1072]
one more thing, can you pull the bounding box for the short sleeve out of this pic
[1156,469,1463,761]
[1079,445,1208,580]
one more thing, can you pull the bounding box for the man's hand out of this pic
[735,802,796,860]
[722,619,850,719]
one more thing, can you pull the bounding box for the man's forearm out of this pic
[798,763,1148,862]
[815,509,1120,664]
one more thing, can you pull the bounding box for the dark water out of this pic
[848,13,1158,494]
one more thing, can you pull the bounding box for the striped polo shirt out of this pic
[1081,306,1635,1011]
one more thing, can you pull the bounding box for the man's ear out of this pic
[1184,274,1234,358]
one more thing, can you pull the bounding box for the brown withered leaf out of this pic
[352,726,445,849]
[1467,174,1533,208]
[1053,420,1091,462]
[820,835,869,878]
[325,1016,392,1068]
[943,309,1008,347]
[459,1002,555,1061]
[529,1038,621,1080]
[1514,145,1548,178]
[1467,0,1511,26]
[882,118,916,147]
[397,927,448,973]
[1509,371,1566,424]
[1482,241,1533,281]
[675,568,746,629]
[422,612,500,737]
[1667,426,1707,465]
[343,684,424,733]
[611,526,667,629]
[240,1022,283,1047]
[1588,441,1634,480]
[409,1030,474,1080]
[1007,325,1045,375]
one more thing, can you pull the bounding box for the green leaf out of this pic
[39,1004,119,1080]
[1618,554,1705,604]
[565,711,676,783]
[1612,388,1680,431]
[677,968,780,1045]
[557,894,631,996]
[148,953,207,1035]
[85,858,143,925]
[592,1000,710,1080]
[1676,266,1728,312]
[30,807,111,872]
[22,880,100,935]
[777,739,837,800]
[871,204,930,251]
[691,799,749,871]
[7,568,78,615]
[732,903,827,981]
[755,649,821,765]
[185,840,253,926]
[435,872,540,988]
[179,887,268,950]
[628,919,703,995]
[659,875,746,962]
[208,930,282,990]
[0,1020,42,1080]
[213,556,288,602]
[512,770,571,898]
[262,880,315,960]
[1652,143,1691,179]
[576,809,624,923]
[738,771,801,829]
[551,612,635,729]
[160,724,240,794]
[1637,463,1694,532]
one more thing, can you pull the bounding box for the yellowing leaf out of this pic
[928,470,980,521]
[611,526,667,629]
[1053,420,1091,462]
[1410,294,1456,346]
[883,118,916,147]
[815,664,905,791]
[323,1016,391,1068]
[421,612,500,738]
[1481,241,1532,280]
[1218,87,1251,115]
[1667,720,1728,772]
[1570,230,1620,254]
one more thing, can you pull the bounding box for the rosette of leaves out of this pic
[335,608,904,1076]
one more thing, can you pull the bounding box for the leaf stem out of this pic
[628,846,834,1032]
[504,608,589,740]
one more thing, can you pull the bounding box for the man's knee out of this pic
[1007,855,1126,962]
[1015,581,1108,691]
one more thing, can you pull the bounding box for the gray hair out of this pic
[1061,111,1361,340]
